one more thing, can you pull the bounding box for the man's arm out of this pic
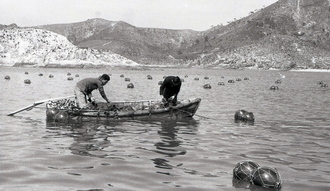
[99,86,110,103]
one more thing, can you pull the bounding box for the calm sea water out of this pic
[1,66,329,191]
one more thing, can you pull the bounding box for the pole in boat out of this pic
[7,95,75,116]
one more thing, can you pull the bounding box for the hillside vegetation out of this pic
[1,0,329,69]
[190,0,330,69]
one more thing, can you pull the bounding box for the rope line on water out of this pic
[174,108,212,120]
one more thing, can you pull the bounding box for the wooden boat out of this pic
[46,98,201,122]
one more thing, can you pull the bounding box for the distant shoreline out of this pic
[1,65,330,72]
[290,69,330,73]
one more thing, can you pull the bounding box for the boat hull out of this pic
[46,98,201,122]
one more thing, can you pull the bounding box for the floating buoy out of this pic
[67,72,71,76]
[125,78,130,82]
[147,75,152,80]
[236,78,242,81]
[67,77,73,81]
[25,71,29,74]
[251,166,282,189]
[228,80,235,83]
[194,77,199,80]
[24,79,31,84]
[204,76,209,79]
[54,111,68,123]
[127,83,134,88]
[203,84,211,89]
[38,73,43,76]
[233,161,260,180]
[120,74,124,77]
[318,81,323,85]
[235,110,254,122]
[49,74,54,78]
[244,77,249,80]
[218,82,225,86]
[275,79,282,84]
[4,75,10,80]
[75,74,79,77]
[184,75,188,78]
[46,108,59,121]
[270,86,279,90]
[158,81,163,85]
[221,76,225,78]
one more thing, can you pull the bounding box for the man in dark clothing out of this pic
[74,74,110,109]
[160,76,181,106]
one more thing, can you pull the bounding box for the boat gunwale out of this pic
[47,98,201,119]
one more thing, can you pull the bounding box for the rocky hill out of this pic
[37,18,201,65]
[188,0,330,69]
[0,28,138,67]
[1,0,329,69]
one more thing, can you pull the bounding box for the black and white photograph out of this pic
[1,0,329,190]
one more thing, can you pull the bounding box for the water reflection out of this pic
[234,119,255,126]
[152,119,198,172]
[232,178,281,191]
[154,120,184,157]
[46,120,119,158]
[45,118,199,160]
[69,125,112,157]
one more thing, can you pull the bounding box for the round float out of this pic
[233,161,260,180]
[251,166,282,189]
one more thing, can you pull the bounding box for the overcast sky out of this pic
[1,0,278,31]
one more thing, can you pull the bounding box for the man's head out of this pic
[172,76,181,86]
[99,74,110,84]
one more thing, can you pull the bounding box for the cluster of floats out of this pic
[4,71,329,90]
[232,160,282,189]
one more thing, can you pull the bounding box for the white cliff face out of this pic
[0,28,139,67]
